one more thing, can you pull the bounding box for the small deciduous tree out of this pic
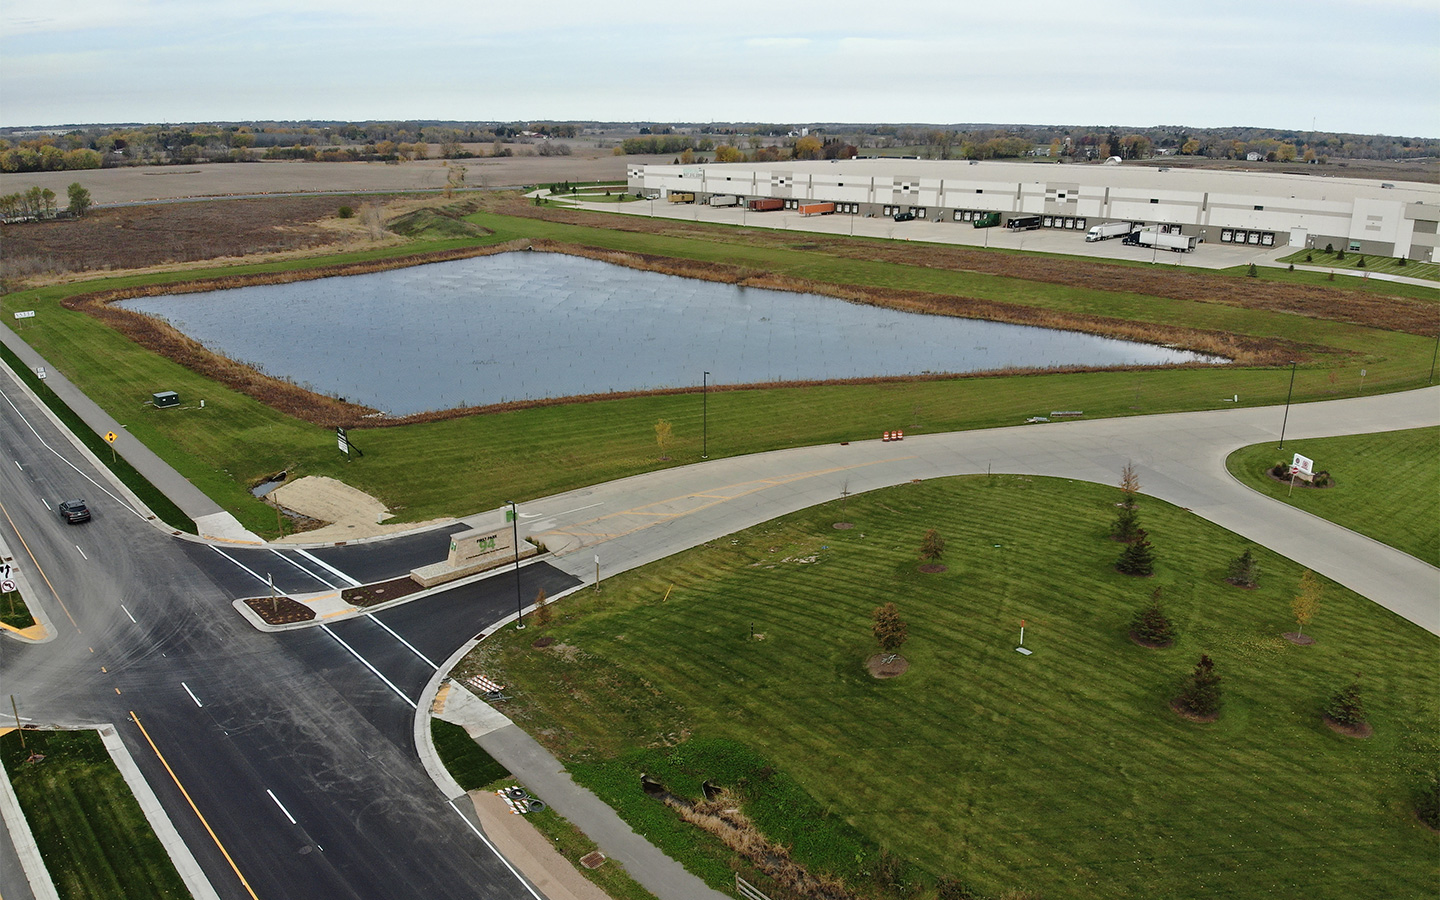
[65,182,91,217]
[1226,547,1260,588]
[1116,528,1155,576]
[1130,587,1174,647]
[1119,462,1140,508]
[919,529,945,561]
[1175,653,1221,718]
[533,588,552,626]
[1323,680,1367,727]
[1293,569,1322,638]
[871,603,908,653]
[654,419,673,453]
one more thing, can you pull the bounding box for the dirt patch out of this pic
[832,522,854,529]
[1323,715,1373,739]
[918,563,948,573]
[867,653,910,679]
[342,576,425,608]
[1283,632,1317,645]
[267,475,452,543]
[531,636,556,649]
[1,194,403,280]
[243,595,315,625]
[1169,698,1219,723]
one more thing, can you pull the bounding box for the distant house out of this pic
[1246,151,1263,161]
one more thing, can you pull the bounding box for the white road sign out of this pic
[1292,453,1314,476]
[13,310,35,319]
[1,579,17,593]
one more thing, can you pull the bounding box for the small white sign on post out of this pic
[1292,453,1314,477]
[13,310,35,320]
[0,579,16,594]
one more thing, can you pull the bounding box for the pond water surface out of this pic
[120,252,1222,415]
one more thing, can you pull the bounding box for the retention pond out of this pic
[120,252,1223,416]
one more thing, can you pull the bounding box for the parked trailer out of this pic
[1085,221,1136,242]
[708,195,740,207]
[798,202,836,217]
[1123,229,1200,252]
[667,192,696,204]
[1007,214,1043,231]
[748,198,785,212]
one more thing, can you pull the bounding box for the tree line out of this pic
[0,182,91,221]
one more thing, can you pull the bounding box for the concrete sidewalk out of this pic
[438,683,731,900]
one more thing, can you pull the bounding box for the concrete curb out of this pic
[0,529,57,645]
[232,553,558,633]
[98,724,222,900]
[0,734,59,900]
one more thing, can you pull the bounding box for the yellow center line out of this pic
[0,496,80,633]
[130,711,260,900]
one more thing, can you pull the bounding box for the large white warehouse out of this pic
[627,159,1440,261]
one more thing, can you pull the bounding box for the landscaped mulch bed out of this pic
[867,653,910,679]
[1323,715,1373,739]
[243,595,314,625]
[343,576,425,608]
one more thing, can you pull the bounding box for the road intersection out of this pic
[1,348,1436,899]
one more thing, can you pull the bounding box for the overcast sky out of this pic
[2,0,1436,136]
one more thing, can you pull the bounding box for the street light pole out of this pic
[1430,330,1439,384]
[508,500,524,629]
[702,371,709,459]
[1278,361,1297,450]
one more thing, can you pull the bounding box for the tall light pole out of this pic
[508,500,524,629]
[1278,361,1297,450]
[702,371,710,459]
[1430,330,1439,384]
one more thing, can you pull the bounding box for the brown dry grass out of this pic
[668,792,856,900]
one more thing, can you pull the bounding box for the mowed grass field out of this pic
[0,729,191,900]
[467,476,1440,900]
[1227,427,1440,566]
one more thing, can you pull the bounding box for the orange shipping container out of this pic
[798,202,836,216]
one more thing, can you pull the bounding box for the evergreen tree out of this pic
[1112,504,1141,543]
[1226,548,1260,587]
[1176,654,1221,718]
[1130,588,1174,647]
[1323,680,1367,727]
[1416,772,1440,830]
[1116,528,1155,576]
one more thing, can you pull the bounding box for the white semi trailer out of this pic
[708,195,740,207]
[1085,221,1136,242]
[1124,229,1200,252]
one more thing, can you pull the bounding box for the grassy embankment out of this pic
[460,475,1440,900]
[0,729,191,900]
[1226,426,1440,565]
[1278,247,1440,282]
[1,202,1435,537]
[1,585,34,628]
[429,718,659,900]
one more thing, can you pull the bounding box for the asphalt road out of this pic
[0,377,579,900]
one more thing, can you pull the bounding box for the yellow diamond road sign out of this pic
[105,431,117,443]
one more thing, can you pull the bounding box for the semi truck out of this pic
[1007,214,1042,231]
[1123,229,1200,252]
[1085,221,1136,242]
[747,198,784,212]
[667,192,696,204]
[972,211,1001,228]
[708,195,740,207]
[798,202,836,216]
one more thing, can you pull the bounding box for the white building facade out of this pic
[627,159,1440,260]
